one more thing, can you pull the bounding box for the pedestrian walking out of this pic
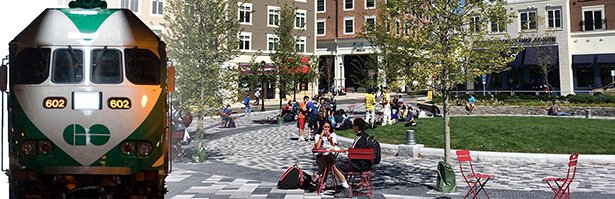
[243,94,251,116]
[254,88,260,105]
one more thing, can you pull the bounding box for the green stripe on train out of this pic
[59,8,117,34]
[12,93,167,173]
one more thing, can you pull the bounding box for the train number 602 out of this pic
[43,97,67,109]
[108,98,131,109]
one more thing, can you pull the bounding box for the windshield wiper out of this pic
[93,46,108,68]
[67,45,82,63]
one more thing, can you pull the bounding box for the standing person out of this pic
[306,97,318,140]
[466,94,476,114]
[172,102,191,144]
[381,87,392,126]
[364,88,376,125]
[297,96,309,141]
[243,94,251,116]
[254,88,260,105]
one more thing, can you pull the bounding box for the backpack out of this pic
[292,102,300,115]
[366,136,382,164]
[182,111,193,127]
[277,164,308,189]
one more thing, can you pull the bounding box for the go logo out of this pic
[63,124,111,146]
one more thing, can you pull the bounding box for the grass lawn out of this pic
[336,116,615,154]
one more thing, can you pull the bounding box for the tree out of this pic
[163,0,241,144]
[366,0,519,164]
[270,3,317,107]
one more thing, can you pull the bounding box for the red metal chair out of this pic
[543,153,579,199]
[456,150,492,199]
[347,148,375,198]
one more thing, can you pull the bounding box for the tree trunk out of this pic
[443,89,451,164]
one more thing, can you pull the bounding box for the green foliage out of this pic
[270,3,317,101]
[163,0,242,116]
[336,117,615,154]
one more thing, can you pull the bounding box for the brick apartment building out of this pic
[316,0,382,93]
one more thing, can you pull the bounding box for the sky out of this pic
[0,0,54,57]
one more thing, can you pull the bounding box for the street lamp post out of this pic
[260,61,266,112]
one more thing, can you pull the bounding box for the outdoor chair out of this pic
[543,153,579,199]
[347,148,375,198]
[456,150,492,199]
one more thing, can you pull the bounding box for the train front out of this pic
[7,1,169,198]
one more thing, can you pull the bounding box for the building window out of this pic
[267,34,279,52]
[317,20,326,36]
[490,20,506,33]
[295,10,307,29]
[582,6,604,31]
[547,8,562,29]
[520,10,537,31]
[151,0,164,15]
[268,6,280,26]
[470,16,481,33]
[317,0,325,12]
[365,0,375,9]
[239,3,252,24]
[344,17,354,34]
[296,37,306,53]
[121,0,139,12]
[365,16,376,31]
[344,0,354,10]
[239,32,251,51]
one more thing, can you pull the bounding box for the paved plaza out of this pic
[166,97,615,198]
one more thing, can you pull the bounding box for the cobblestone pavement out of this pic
[167,105,615,198]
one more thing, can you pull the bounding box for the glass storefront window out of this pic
[600,65,615,87]
[575,66,594,88]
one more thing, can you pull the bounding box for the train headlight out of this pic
[21,140,37,156]
[120,141,135,155]
[39,140,54,154]
[137,141,153,157]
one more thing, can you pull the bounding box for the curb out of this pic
[336,136,615,164]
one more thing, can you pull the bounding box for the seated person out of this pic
[220,105,232,127]
[465,94,476,114]
[334,118,375,198]
[313,121,351,197]
[548,101,569,116]
[281,101,294,117]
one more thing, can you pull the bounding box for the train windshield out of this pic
[91,48,123,84]
[125,49,160,85]
[52,49,84,83]
[15,48,50,84]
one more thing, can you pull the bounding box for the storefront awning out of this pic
[572,55,595,65]
[508,50,524,66]
[523,46,559,66]
[596,54,615,64]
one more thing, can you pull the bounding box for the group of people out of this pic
[311,118,374,198]
[364,87,417,127]
[292,94,350,142]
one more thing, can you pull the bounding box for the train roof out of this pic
[10,8,163,49]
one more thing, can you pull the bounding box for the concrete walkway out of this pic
[168,109,615,198]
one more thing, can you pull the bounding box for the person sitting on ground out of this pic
[548,100,569,116]
[281,101,293,116]
[466,94,476,114]
[220,104,233,128]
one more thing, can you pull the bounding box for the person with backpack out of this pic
[335,118,381,198]
[243,94,251,116]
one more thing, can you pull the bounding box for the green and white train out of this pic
[2,1,173,197]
